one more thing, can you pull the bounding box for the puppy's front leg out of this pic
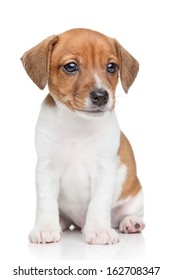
[83,160,119,245]
[29,160,61,243]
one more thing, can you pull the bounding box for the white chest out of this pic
[35,104,121,226]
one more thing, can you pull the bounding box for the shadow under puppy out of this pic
[21,28,145,245]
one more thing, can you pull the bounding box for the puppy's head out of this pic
[21,28,139,118]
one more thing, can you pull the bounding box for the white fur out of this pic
[29,100,143,244]
[94,73,106,89]
[94,73,113,111]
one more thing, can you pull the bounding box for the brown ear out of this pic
[116,41,139,93]
[21,36,58,89]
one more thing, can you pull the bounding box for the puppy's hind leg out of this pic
[119,215,145,233]
[112,190,145,234]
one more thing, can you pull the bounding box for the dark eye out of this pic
[63,62,79,74]
[107,62,118,73]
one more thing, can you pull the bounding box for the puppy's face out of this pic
[49,29,119,118]
[21,28,139,118]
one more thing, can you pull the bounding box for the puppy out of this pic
[21,28,145,245]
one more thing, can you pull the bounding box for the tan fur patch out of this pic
[44,94,56,107]
[118,132,141,200]
[117,44,139,93]
[21,36,58,90]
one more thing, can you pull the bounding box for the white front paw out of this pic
[29,225,61,244]
[84,227,119,245]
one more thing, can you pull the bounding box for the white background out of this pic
[0,0,173,279]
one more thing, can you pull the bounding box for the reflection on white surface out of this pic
[29,228,145,260]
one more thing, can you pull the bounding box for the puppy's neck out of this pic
[55,101,118,135]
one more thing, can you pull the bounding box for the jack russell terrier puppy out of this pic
[21,28,145,245]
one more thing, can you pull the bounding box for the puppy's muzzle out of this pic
[90,88,109,107]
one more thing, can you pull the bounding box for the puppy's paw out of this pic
[29,226,61,244]
[119,216,145,234]
[84,228,119,245]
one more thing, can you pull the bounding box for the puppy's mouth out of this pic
[75,108,108,119]
[83,108,105,114]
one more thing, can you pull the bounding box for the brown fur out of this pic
[118,132,141,200]
[44,94,56,107]
[117,44,139,93]
[21,36,58,89]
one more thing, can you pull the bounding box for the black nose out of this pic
[90,89,109,106]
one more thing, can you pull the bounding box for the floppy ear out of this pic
[21,36,58,89]
[116,41,139,93]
